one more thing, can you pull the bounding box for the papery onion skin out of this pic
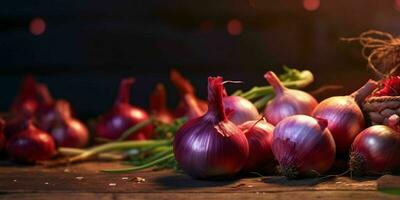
[264,71,317,126]
[239,119,275,172]
[223,96,260,125]
[49,100,89,148]
[272,115,336,178]
[312,80,377,153]
[96,78,153,140]
[6,120,56,163]
[350,125,400,176]
[173,77,249,179]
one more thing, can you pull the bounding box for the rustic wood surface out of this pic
[0,161,399,199]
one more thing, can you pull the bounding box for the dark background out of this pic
[1,0,400,118]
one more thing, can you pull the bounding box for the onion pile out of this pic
[6,116,56,163]
[312,80,377,153]
[96,78,153,140]
[239,119,274,172]
[350,125,400,176]
[264,71,317,125]
[150,84,174,124]
[170,69,207,119]
[173,77,249,179]
[272,115,336,178]
[48,100,89,148]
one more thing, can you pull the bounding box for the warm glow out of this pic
[303,0,320,11]
[227,19,242,36]
[29,17,46,36]
[395,0,400,11]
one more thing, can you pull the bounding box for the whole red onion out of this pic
[272,115,336,178]
[0,119,5,152]
[96,78,153,140]
[350,125,400,176]
[170,69,207,118]
[6,118,56,163]
[264,71,317,126]
[223,96,260,125]
[173,77,249,179]
[150,84,174,124]
[239,119,274,172]
[312,80,377,153]
[34,83,58,132]
[48,100,89,148]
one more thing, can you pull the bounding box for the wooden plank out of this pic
[0,162,377,193]
[0,191,397,200]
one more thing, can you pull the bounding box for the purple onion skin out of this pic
[223,96,260,125]
[263,71,317,126]
[312,80,377,153]
[6,122,56,163]
[173,77,249,179]
[350,125,400,175]
[239,119,275,172]
[51,119,89,148]
[312,96,364,153]
[96,78,153,140]
[272,115,336,178]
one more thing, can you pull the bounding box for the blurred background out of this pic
[1,0,400,118]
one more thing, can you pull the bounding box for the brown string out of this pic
[342,30,400,78]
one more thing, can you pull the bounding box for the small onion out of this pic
[239,119,275,172]
[6,118,56,163]
[96,78,153,140]
[173,76,249,179]
[350,125,400,176]
[272,115,336,178]
[312,80,377,153]
[11,75,39,114]
[48,100,89,148]
[264,71,317,125]
[223,96,260,125]
[150,83,174,124]
[170,69,207,119]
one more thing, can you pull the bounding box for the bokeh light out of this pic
[29,17,46,36]
[227,19,242,36]
[395,0,400,11]
[303,0,320,11]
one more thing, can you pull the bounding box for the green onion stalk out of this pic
[57,66,314,172]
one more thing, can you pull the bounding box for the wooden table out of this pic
[0,162,399,200]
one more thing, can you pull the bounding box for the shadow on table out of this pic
[153,171,237,189]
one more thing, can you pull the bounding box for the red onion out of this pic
[173,77,249,179]
[0,119,5,152]
[223,96,260,125]
[350,125,400,176]
[239,119,274,172]
[170,69,207,118]
[150,84,174,124]
[34,83,58,132]
[312,80,378,153]
[48,100,89,148]
[272,115,336,178]
[96,78,153,140]
[264,71,317,126]
[6,118,56,163]
[11,75,39,114]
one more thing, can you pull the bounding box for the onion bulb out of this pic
[170,69,207,119]
[150,84,174,124]
[312,80,377,153]
[272,115,336,178]
[239,119,274,172]
[6,117,56,163]
[48,100,89,148]
[96,78,153,140]
[264,71,317,125]
[350,125,400,176]
[223,96,260,125]
[11,75,39,114]
[173,76,249,179]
